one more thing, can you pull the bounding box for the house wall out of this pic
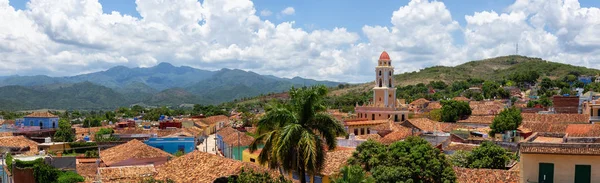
[242,150,267,168]
[144,137,195,154]
[521,153,600,183]
[22,117,58,129]
[39,144,71,153]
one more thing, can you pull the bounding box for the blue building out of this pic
[145,137,196,154]
[18,112,59,129]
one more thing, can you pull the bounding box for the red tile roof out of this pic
[321,150,354,176]
[410,98,430,106]
[404,118,460,133]
[223,132,255,147]
[454,167,520,183]
[216,127,238,137]
[521,113,589,123]
[378,126,414,145]
[453,96,470,101]
[444,142,479,151]
[25,111,58,118]
[345,120,387,126]
[200,115,229,125]
[520,143,600,155]
[565,124,600,137]
[457,115,495,124]
[100,139,172,166]
[0,136,39,155]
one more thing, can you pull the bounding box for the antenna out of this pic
[516,43,519,55]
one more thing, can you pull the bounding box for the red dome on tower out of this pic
[379,51,390,60]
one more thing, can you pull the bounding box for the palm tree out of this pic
[249,85,346,183]
[331,165,375,183]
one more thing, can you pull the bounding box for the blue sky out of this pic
[2,0,600,82]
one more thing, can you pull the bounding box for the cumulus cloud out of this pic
[0,0,599,83]
[281,7,295,15]
[260,9,272,17]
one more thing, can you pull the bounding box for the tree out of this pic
[490,107,522,135]
[53,119,75,142]
[331,165,375,183]
[249,85,346,183]
[467,141,511,169]
[348,139,386,171]
[94,128,115,142]
[428,109,442,122]
[222,168,291,183]
[440,100,472,122]
[350,136,456,183]
[449,150,470,168]
[482,81,500,99]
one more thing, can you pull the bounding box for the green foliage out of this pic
[440,100,471,122]
[428,109,442,122]
[173,150,184,157]
[33,163,61,183]
[15,158,44,168]
[482,81,500,99]
[226,168,291,183]
[325,90,370,112]
[5,153,13,172]
[507,70,539,86]
[331,165,375,183]
[67,142,97,154]
[82,118,101,128]
[350,137,456,183]
[84,150,99,158]
[449,150,470,168]
[467,141,511,169]
[54,119,75,142]
[249,85,346,183]
[56,171,85,183]
[490,107,522,135]
[141,177,176,183]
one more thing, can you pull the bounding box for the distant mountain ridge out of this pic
[0,63,342,110]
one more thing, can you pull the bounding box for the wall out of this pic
[242,150,267,168]
[145,137,195,154]
[22,117,58,129]
[521,153,600,183]
[12,168,34,183]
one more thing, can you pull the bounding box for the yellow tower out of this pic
[373,51,396,108]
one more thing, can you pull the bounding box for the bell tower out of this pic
[373,51,396,108]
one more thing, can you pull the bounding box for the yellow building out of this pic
[344,119,387,135]
[242,149,267,168]
[582,98,599,123]
[355,51,409,122]
[520,132,600,183]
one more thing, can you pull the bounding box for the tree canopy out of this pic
[53,119,75,142]
[490,107,522,135]
[440,100,471,122]
[349,137,456,183]
[331,165,375,183]
[466,141,511,169]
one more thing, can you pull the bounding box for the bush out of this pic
[33,163,61,183]
[490,107,522,135]
[67,142,97,153]
[441,100,471,122]
[5,153,13,172]
[84,150,99,158]
[428,109,442,122]
[56,171,85,183]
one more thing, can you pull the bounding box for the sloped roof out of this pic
[100,139,172,166]
[200,115,229,125]
[98,165,156,183]
[426,102,442,110]
[25,111,58,118]
[154,151,278,183]
[321,150,354,176]
[216,127,238,137]
[457,115,495,124]
[453,96,470,101]
[0,136,38,155]
[566,124,600,137]
[454,167,520,183]
[114,128,182,137]
[444,142,479,152]
[404,118,440,132]
[345,119,387,126]
[410,98,430,105]
[521,113,589,123]
[223,132,255,147]
[355,134,381,140]
[378,126,414,145]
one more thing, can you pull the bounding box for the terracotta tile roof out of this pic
[182,126,203,136]
[469,101,504,116]
[520,143,600,155]
[532,136,564,143]
[345,119,387,126]
[426,102,442,110]
[457,115,495,124]
[98,165,156,182]
[25,111,58,118]
[521,113,589,123]
[0,120,15,125]
[164,131,194,137]
[0,132,12,137]
[404,118,459,133]
[453,96,470,101]
[75,126,107,134]
[154,151,278,183]
[100,139,172,166]
[223,132,255,147]
[216,127,238,137]
[321,150,354,176]
[200,115,229,125]
[370,120,404,132]
[444,142,479,151]
[0,136,38,155]
[378,126,414,145]
[114,128,182,137]
[454,167,520,183]
[76,163,98,181]
[566,124,600,137]
[355,134,381,140]
[410,98,430,105]
[520,122,569,133]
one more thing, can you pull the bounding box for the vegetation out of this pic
[221,168,291,183]
[173,150,184,157]
[53,119,75,142]
[428,109,442,122]
[490,107,523,135]
[466,141,512,169]
[141,177,176,183]
[348,137,456,183]
[84,150,99,158]
[449,150,470,168]
[13,158,84,183]
[440,100,471,122]
[5,153,13,173]
[248,85,346,183]
[331,165,375,183]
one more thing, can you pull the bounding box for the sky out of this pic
[1,0,600,83]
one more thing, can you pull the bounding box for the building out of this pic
[354,51,409,122]
[144,137,196,154]
[242,149,265,167]
[100,139,172,167]
[215,127,238,153]
[552,96,579,114]
[0,136,39,155]
[222,132,255,160]
[18,112,59,129]
[200,115,230,135]
[520,132,600,183]
[344,119,387,136]
[582,98,600,123]
[454,167,520,183]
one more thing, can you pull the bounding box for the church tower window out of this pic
[379,79,382,87]
[379,70,382,76]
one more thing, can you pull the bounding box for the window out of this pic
[367,128,370,134]
[379,79,382,87]
[379,70,382,76]
[354,128,358,135]
[360,128,364,135]
[394,115,398,122]
[371,114,375,120]
[389,79,392,87]
[39,121,43,128]
[29,121,33,126]
[178,145,185,152]
[575,165,591,183]
[250,158,256,162]
[379,114,381,117]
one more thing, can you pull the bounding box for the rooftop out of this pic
[404,118,458,133]
[520,133,600,155]
[222,132,255,147]
[379,51,390,60]
[98,165,156,183]
[454,167,520,183]
[0,136,39,155]
[25,111,58,118]
[200,115,229,125]
[410,98,430,106]
[345,119,387,126]
[565,124,600,137]
[457,115,495,124]
[378,126,414,145]
[321,150,354,176]
[521,113,589,123]
[100,139,172,166]
[444,142,479,152]
[154,151,279,183]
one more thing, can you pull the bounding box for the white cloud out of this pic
[0,0,599,83]
[281,7,295,16]
[260,9,272,17]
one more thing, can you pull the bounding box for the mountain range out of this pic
[0,63,340,110]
